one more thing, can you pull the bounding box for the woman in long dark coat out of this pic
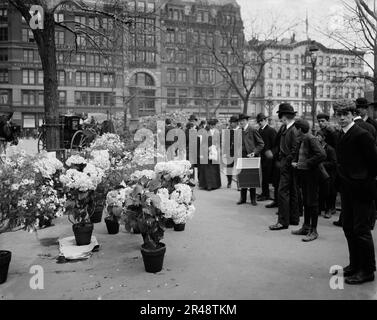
[197,119,221,191]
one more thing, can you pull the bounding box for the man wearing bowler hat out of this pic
[269,103,300,230]
[256,113,277,201]
[237,113,264,206]
[333,99,377,284]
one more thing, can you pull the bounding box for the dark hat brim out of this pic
[276,110,297,114]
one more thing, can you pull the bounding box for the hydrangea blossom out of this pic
[66,155,87,167]
[130,170,156,181]
[170,184,193,205]
[154,160,192,179]
[34,153,64,179]
[89,150,111,171]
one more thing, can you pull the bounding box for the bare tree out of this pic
[206,17,299,114]
[320,0,377,113]
[8,0,142,152]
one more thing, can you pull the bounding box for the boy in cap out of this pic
[333,99,377,284]
[291,119,326,241]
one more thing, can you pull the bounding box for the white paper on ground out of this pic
[58,236,99,260]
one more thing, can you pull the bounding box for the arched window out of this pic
[286,67,290,79]
[130,72,155,86]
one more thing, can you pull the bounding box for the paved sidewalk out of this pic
[1,175,377,300]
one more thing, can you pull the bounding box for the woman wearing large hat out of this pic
[224,115,240,188]
[197,119,221,191]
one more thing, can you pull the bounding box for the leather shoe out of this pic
[291,226,310,235]
[237,200,246,205]
[323,210,332,219]
[345,271,375,285]
[269,223,288,231]
[333,220,342,227]
[251,199,257,206]
[257,195,270,201]
[302,231,318,242]
[265,201,278,208]
[332,265,357,277]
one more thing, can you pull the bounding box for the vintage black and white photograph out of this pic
[1,0,377,304]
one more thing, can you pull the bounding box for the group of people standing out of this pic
[165,96,377,285]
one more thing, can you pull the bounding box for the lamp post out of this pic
[308,42,319,132]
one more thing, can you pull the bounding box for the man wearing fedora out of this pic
[256,113,277,201]
[356,98,377,129]
[353,98,376,142]
[333,99,377,284]
[269,103,300,230]
[237,113,264,206]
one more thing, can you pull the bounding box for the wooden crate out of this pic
[236,157,262,188]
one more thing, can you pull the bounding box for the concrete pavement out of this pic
[1,174,377,300]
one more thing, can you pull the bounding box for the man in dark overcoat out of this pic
[333,99,377,285]
[256,113,277,201]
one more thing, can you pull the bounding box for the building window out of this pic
[147,2,155,12]
[267,84,273,97]
[22,90,38,105]
[318,86,323,98]
[77,35,86,47]
[294,55,299,65]
[76,71,87,86]
[23,49,34,62]
[88,17,99,29]
[268,67,273,78]
[0,48,7,61]
[137,1,145,12]
[294,84,299,97]
[76,53,86,65]
[326,56,330,66]
[58,71,65,86]
[277,84,282,97]
[22,69,35,84]
[286,68,290,79]
[230,90,239,106]
[200,32,206,46]
[167,88,176,105]
[37,70,43,85]
[277,67,282,79]
[286,54,290,64]
[22,29,34,42]
[318,56,323,65]
[54,13,64,22]
[0,90,9,104]
[0,27,7,41]
[0,8,7,23]
[285,84,290,97]
[38,92,44,106]
[55,31,65,45]
[166,29,175,43]
[178,88,188,105]
[344,58,349,67]
[74,15,86,26]
[167,68,176,83]
[177,30,186,44]
[103,73,114,87]
[326,86,330,98]
[0,69,8,83]
[88,72,101,87]
[59,91,66,105]
[177,69,187,82]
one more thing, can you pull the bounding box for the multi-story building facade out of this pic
[159,0,244,119]
[253,37,366,117]
[1,0,244,128]
[0,0,130,129]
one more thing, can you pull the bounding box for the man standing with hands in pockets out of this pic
[237,114,264,206]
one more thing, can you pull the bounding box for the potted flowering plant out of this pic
[154,160,195,228]
[105,188,131,234]
[157,184,195,232]
[0,151,65,284]
[60,155,104,246]
[122,170,167,273]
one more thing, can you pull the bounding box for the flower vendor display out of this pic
[60,155,104,246]
[0,151,65,284]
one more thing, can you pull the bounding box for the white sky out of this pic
[237,0,347,44]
